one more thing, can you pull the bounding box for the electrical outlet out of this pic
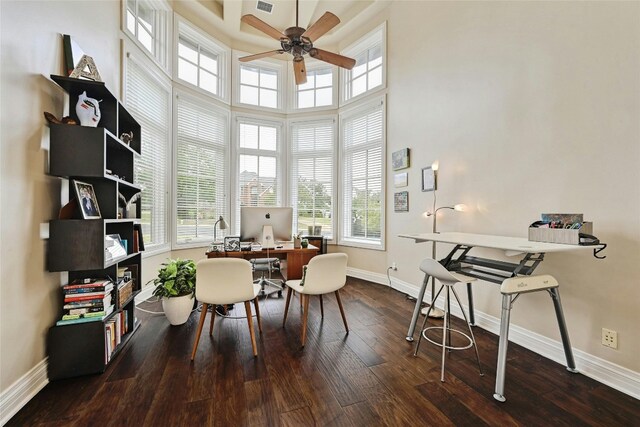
[602,328,618,349]
[391,262,397,271]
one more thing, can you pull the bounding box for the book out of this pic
[63,279,112,290]
[64,292,112,303]
[64,282,113,292]
[56,305,114,325]
[67,306,106,315]
[63,295,111,309]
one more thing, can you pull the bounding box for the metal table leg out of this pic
[493,293,512,402]
[549,287,578,373]
[467,282,475,325]
[406,273,430,341]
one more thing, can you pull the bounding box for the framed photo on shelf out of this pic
[394,191,409,212]
[421,166,436,192]
[392,148,410,170]
[73,180,101,219]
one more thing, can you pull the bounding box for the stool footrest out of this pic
[422,326,474,351]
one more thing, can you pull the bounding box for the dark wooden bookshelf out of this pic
[46,75,143,380]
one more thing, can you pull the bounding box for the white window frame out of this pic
[340,22,387,107]
[122,0,172,73]
[232,51,287,112]
[338,95,386,250]
[122,42,172,256]
[172,88,230,249]
[288,59,338,112]
[173,14,231,104]
[231,113,287,233]
[288,115,338,242]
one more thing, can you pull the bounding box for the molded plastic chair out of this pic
[413,258,483,382]
[190,258,263,359]
[282,253,348,347]
[251,257,283,297]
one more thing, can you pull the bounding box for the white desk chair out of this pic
[413,258,483,382]
[282,253,348,347]
[191,258,263,359]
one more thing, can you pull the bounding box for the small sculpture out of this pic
[120,131,134,145]
[43,112,77,125]
[75,91,101,127]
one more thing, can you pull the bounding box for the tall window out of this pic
[342,24,386,103]
[176,18,229,101]
[239,64,279,109]
[339,99,385,248]
[236,118,283,228]
[175,92,228,246]
[290,119,335,239]
[126,53,171,252]
[124,0,170,69]
[295,67,333,109]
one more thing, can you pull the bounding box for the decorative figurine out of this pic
[43,112,77,125]
[120,131,134,145]
[75,91,101,127]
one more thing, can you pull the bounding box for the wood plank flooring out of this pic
[7,277,640,426]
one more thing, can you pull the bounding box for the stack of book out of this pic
[56,279,115,326]
[105,310,129,363]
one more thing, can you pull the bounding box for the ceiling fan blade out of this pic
[310,48,356,70]
[293,58,307,85]
[241,14,286,41]
[301,12,340,42]
[239,50,286,62]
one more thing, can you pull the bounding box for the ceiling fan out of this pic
[239,0,356,85]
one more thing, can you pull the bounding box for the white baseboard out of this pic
[0,358,48,426]
[346,267,640,400]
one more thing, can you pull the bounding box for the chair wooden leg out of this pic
[319,294,324,318]
[209,304,216,336]
[253,297,263,333]
[301,294,310,347]
[283,286,293,327]
[244,301,258,357]
[335,290,349,333]
[191,303,208,361]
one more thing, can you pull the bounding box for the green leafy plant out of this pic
[152,258,196,298]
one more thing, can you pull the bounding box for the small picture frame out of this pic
[422,166,437,192]
[224,236,241,252]
[73,180,101,219]
[392,148,410,171]
[394,172,408,188]
[394,191,409,212]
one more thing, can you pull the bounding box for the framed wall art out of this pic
[422,166,437,192]
[392,148,410,170]
[394,172,408,188]
[394,191,409,212]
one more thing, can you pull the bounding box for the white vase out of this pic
[162,294,193,325]
[75,91,101,127]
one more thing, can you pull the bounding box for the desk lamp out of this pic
[422,160,467,317]
[213,215,228,243]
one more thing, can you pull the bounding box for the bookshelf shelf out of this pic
[46,75,143,381]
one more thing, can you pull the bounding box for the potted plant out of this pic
[152,258,196,325]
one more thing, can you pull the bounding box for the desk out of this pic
[206,243,319,280]
[399,232,603,401]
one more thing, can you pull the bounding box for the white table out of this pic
[399,232,603,401]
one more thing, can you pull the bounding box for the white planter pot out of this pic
[162,294,193,325]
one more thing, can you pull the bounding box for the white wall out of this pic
[343,1,640,373]
[0,0,121,392]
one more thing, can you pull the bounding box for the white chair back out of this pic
[419,258,467,285]
[300,253,348,295]
[196,258,255,305]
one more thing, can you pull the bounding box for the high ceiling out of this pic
[174,0,392,52]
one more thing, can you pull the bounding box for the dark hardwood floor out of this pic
[8,277,640,426]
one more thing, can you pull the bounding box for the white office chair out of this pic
[413,258,483,382]
[190,258,263,359]
[282,253,349,347]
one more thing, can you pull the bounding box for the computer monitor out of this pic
[240,207,293,248]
